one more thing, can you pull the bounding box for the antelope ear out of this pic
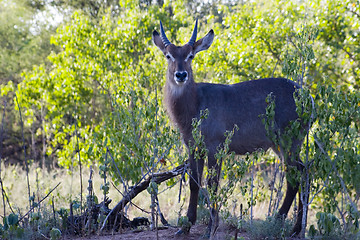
[193,29,214,54]
[152,30,166,52]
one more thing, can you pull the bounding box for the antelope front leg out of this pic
[187,155,205,225]
[176,154,204,235]
[206,153,222,237]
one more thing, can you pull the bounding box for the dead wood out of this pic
[100,162,187,232]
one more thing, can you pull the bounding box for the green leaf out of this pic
[50,228,62,240]
[7,213,18,226]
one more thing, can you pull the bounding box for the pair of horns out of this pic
[160,19,198,47]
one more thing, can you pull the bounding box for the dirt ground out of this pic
[63,224,250,240]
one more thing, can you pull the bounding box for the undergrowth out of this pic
[0,161,317,239]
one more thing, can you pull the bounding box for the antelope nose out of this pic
[174,71,188,83]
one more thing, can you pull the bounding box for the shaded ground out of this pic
[63,223,249,240]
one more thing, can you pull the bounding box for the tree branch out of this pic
[100,162,188,232]
[313,136,359,216]
[17,182,61,224]
[259,36,281,62]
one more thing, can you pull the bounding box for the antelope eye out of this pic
[188,54,194,59]
[166,54,171,59]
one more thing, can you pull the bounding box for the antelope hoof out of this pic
[175,228,188,236]
[202,228,210,239]
[275,212,286,220]
[291,224,301,236]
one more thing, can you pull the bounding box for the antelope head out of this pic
[152,20,214,90]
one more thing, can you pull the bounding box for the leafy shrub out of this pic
[244,216,292,240]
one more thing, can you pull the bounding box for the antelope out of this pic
[153,20,310,236]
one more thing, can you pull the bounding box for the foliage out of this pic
[0,213,24,240]
[244,217,292,240]
[0,0,59,165]
[17,3,192,181]
[0,209,61,240]
[309,212,341,239]
[312,86,360,205]
[0,0,56,85]
[1,0,360,238]
[196,188,210,224]
[10,0,360,173]
[177,215,191,233]
[50,227,62,240]
[256,7,360,237]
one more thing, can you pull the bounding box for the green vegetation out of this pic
[0,0,359,239]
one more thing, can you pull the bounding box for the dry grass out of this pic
[0,162,317,237]
[0,162,184,223]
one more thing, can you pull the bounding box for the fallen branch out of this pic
[110,181,151,214]
[100,162,188,232]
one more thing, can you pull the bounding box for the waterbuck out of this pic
[153,20,310,236]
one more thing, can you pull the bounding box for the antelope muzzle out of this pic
[174,71,188,84]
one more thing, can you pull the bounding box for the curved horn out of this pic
[160,21,171,47]
[188,19,198,46]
